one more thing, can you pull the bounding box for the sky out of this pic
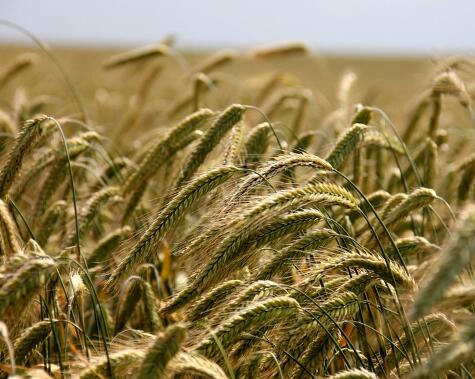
[1,0,475,55]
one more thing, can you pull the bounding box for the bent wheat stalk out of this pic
[109,166,240,287]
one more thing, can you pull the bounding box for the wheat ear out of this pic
[187,279,244,323]
[13,319,52,364]
[103,43,170,69]
[195,296,300,358]
[168,351,228,379]
[175,104,245,188]
[79,349,144,379]
[110,166,240,287]
[137,323,187,379]
[0,116,46,198]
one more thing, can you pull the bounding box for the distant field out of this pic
[0,44,435,120]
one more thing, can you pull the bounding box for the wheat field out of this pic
[0,40,475,378]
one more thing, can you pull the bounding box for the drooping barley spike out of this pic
[410,205,475,321]
[280,132,317,183]
[13,319,52,364]
[168,352,228,379]
[361,128,404,154]
[137,324,187,379]
[162,184,357,314]
[36,200,67,246]
[79,349,144,379]
[114,276,143,334]
[365,188,436,246]
[251,208,323,246]
[387,236,439,260]
[328,123,369,169]
[87,226,132,269]
[352,104,372,125]
[0,116,46,198]
[242,122,272,165]
[33,134,101,224]
[351,190,391,219]
[195,296,300,358]
[121,181,148,225]
[234,351,275,378]
[110,166,240,288]
[409,342,473,379]
[32,161,71,225]
[254,228,337,281]
[0,111,16,156]
[336,272,381,296]
[123,108,214,194]
[65,186,120,247]
[224,280,283,317]
[457,157,475,204]
[311,251,415,290]
[303,291,360,328]
[0,53,36,90]
[174,104,245,188]
[380,193,408,220]
[247,42,309,60]
[232,152,332,201]
[432,69,471,107]
[293,273,346,302]
[0,200,20,256]
[187,279,244,323]
[141,280,162,333]
[103,43,170,69]
[12,131,99,201]
[291,294,361,377]
[0,256,56,318]
[377,313,454,377]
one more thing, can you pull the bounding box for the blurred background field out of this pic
[0,44,439,127]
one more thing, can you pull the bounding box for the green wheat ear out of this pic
[13,319,53,364]
[103,43,170,69]
[196,296,300,358]
[109,165,240,288]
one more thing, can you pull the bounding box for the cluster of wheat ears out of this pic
[0,39,475,379]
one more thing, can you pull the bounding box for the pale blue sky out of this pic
[1,0,475,54]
